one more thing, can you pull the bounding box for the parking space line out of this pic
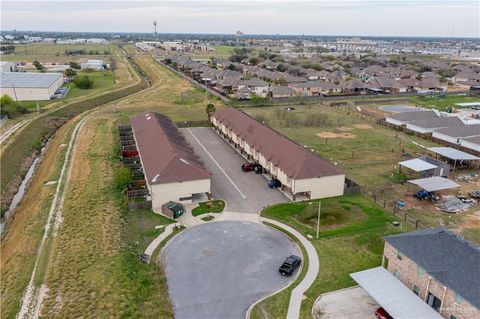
[186,128,247,199]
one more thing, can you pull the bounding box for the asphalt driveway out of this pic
[181,127,288,213]
[161,221,300,319]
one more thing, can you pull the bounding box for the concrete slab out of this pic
[161,221,300,319]
[181,127,288,213]
[313,286,379,319]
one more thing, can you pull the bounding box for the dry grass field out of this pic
[1,43,224,318]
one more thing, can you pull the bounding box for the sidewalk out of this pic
[260,217,320,319]
[144,223,178,263]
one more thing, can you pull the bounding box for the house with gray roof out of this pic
[271,86,297,98]
[385,110,439,126]
[432,124,480,146]
[382,228,480,319]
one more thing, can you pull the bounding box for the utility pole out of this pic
[316,201,321,240]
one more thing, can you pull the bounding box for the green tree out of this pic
[32,60,45,71]
[64,68,77,77]
[0,95,27,118]
[73,76,94,89]
[114,167,132,191]
[69,61,81,69]
[206,103,216,119]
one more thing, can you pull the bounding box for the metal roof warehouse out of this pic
[0,72,64,101]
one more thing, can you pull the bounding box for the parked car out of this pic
[268,178,281,189]
[413,190,433,201]
[375,307,392,319]
[279,255,301,276]
[242,163,262,173]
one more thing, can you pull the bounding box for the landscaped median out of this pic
[250,194,410,319]
[191,200,225,217]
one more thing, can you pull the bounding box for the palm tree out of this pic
[206,103,216,119]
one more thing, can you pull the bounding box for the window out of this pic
[417,265,425,276]
[397,250,404,260]
[413,285,420,296]
[393,269,400,279]
[455,293,463,306]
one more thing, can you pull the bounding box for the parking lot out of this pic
[312,286,378,319]
[161,221,300,319]
[182,127,288,213]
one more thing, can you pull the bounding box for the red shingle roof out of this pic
[131,112,211,185]
[212,108,344,179]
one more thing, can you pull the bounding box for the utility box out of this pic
[161,201,185,219]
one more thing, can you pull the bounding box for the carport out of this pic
[350,267,443,319]
[407,176,459,192]
[427,147,480,171]
[398,158,437,177]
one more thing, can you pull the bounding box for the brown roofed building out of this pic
[211,108,345,200]
[131,112,211,212]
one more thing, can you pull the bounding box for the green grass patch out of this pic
[201,215,215,222]
[191,200,225,217]
[255,194,410,319]
[409,94,480,111]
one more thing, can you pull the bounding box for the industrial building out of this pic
[131,112,211,213]
[211,108,345,200]
[80,59,105,70]
[0,61,17,73]
[0,72,64,101]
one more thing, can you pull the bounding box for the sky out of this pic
[1,0,479,38]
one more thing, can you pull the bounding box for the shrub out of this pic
[73,76,94,89]
[0,95,28,118]
[114,167,132,191]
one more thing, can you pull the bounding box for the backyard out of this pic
[251,194,409,319]
[246,103,479,241]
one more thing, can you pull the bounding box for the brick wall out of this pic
[383,242,479,319]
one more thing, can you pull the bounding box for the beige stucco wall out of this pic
[294,174,345,199]
[383,242,479,319]
[150,179,211,213]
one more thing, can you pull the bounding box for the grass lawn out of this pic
[409,94,480,111]
[191,200,225,216]
[251,194,410,319]
[201,215,215,222]
[64,70,116,99]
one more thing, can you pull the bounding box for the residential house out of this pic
[290,80,342,96]
[367,76,407,93]
[236,79,270,97]
[271,86,297,98]
[382,228,480,319]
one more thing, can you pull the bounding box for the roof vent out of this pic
[151,174,160,183]
[147,116,151,120]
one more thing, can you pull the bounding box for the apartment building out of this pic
[382,228,480,319]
